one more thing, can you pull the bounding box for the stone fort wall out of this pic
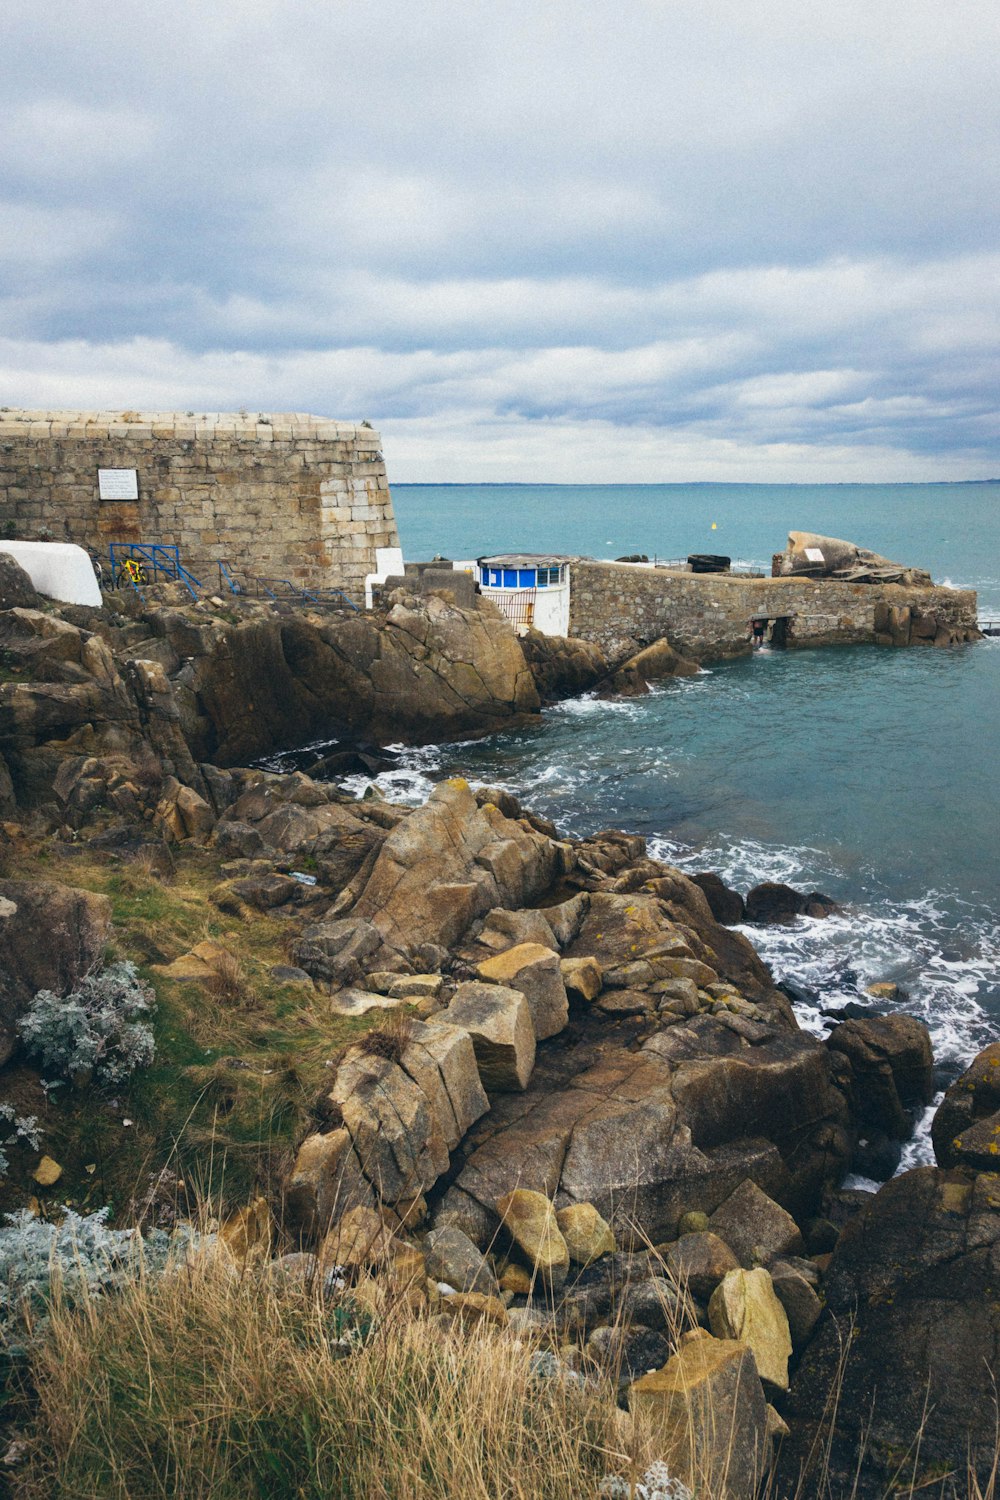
[569,560,979,659]
[0,409,399,601]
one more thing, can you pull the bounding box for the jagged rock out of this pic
[519,628,608,703]
[666,1231,740,1300]
[560,955,603,1001]
[397,1019,489,1152]
[475,906,556,953]
[779,1168,1000,1499]
[0,877,112,1065]
[439,1291,509,1329]
[630,1335,769,1500]
[320,1205,392,1269]
[691,872,746,925]
[424,1226,499,1296]
[476,942,569,1040]
[776,530,932,586]
[611,637,700,694]
[496,1189,570,1289]
[555,1202,616,1265]
[587,1323,672,1394]
[284,1128,376,1236]
[352,779,560,953]
[707,1180,804,1267]
[828,1013,934,1140]
[154,776,215,842]
[745,883,808,923]
[931,1043,1000,1169]
[292,917,386,988]
[0,552,43,609]
[769,1265,822,1349]
[708,1267,792,1389]
[540,892,590,949]
[442,981,536,1092]
[621,1275,691,1333]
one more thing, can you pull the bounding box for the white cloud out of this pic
[0,1,998,477]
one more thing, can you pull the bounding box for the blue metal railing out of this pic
[108,543,201,600]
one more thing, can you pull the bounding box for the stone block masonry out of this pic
[568,562,979,661]
[0,409,400,602]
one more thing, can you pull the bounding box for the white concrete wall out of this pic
[1,541,102,606]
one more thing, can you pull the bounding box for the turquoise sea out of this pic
[366,482,1000,1174]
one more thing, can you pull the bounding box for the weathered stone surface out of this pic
[496,1189,570,1289]
[587,1323,672,1393]
[0,877,112,1065]
[352,780,559,954]
[707,1180,804,1267]
[155,776,215,842]
[476,906,555,953]
[320,1205,391,1269]
[779,1167,1000,1500]
[828,1013,935,1139]
[476,942,569,1040]
[560,954,603,1001]
[292,917,385,988]
[555,1202,616,1265]
[443,981,535,1092]
[425,1226,499,1295]
[932,1042,1000,1169]
[630,1335,769,1500]
[284,1127,376,1236]
[769,1265,822,1350]
[691,871,746,925]
[398,1019,489,1151]
[708,1267,792,1389]
[776,530,932,587]
[666,1231,740,1300]
[0,553,43,610]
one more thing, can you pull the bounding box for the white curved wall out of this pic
[0,541,102,607]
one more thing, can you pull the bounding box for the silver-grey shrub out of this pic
[0,1206,211,1355]
[18,960,156,1086]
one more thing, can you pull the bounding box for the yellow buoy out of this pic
[711,522,717,530]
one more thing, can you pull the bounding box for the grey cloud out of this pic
[0,0,997,477]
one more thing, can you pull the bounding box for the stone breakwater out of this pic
[0,408,398,601]
[568,560,980,662]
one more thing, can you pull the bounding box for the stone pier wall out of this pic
[568,561,979,660]
[0,410,399,602]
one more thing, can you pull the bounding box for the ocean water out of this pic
[368,483,1000,1174]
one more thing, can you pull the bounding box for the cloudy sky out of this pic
[2,0,998,480]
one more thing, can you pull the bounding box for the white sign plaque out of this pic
[98,468,139,501]
[804,547,825,563]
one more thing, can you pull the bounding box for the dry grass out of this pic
[11,1255,630,1500]
[356,1010,414,1062]
[205,950,259,1010]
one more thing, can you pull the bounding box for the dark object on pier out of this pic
[687,553,731,574]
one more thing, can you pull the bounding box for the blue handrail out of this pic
[108,543,202,600]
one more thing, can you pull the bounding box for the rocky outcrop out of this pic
[608,637,701,695]
[350,779,563,956]
[0,878,112,1064]
[0,590,542,811]
[827,1013,934,1140]
[779,1167,1000,1499]
[931,1042,1000,1169]
[162,592,540,763]
[518,628,607,703]
[631,1334,770,1500]
[775,531,933,587]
